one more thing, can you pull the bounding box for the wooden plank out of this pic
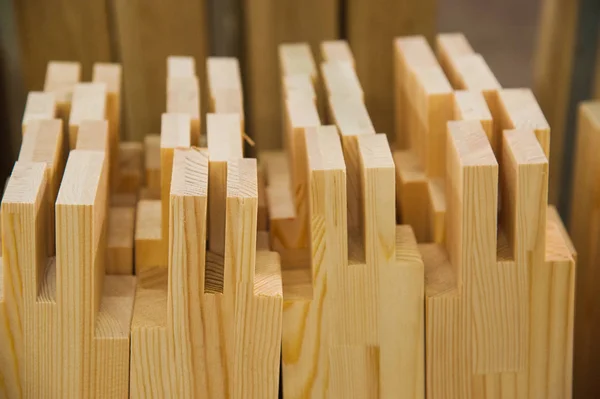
[160,113,191,260]
[167,56,195,78]
[532,0,579,206]
[167,75,201,146]
[346,0,436,142]
[115,141,143,195]
[75,120,109,152]
[497,88,550,158]
[43,61,81,136]
[131,149,282,397]
[134,199,163,274]
[321,61,363,99]
[14,2,110,91]
[19,119,65,255]
[328,96,375,233]
[68,82,107,150]
[0,162,48,398]
[111,0,208,141]
[106,207,135,275]
[206,57,244,129]
[243,0,338,151]
[320,40,355,66]
[570,101,600,397]
[92,63,122,189]
[207,113,243,255]
[393,150,429,242]
[21,91,56,130]
[393,36,453,173]
[144,134,161,194]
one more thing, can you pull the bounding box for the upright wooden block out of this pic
[570,101,600,397]
[167,56,196,78]
[328,96,375,232]
[22,92,57,130]
[278,127,424,398]
[167,74,201,146]
[106,207,135,275]
[144,134,161,193]
[435,34,502,152]
[43,61,81,131]
[116,142,143,195]
[393,36,453,176]
[207,113,243,255]
[497,88,550,157]
[207,57,244,124]
[93,63,122,188]
[75,120,109,153]
[0,162,48,399]
[320,40,355,66]
[2,150,136,398]
[135,200,163,274]
[321,61,363,99]
[160,113,191,264]
[130,149,282,397]
[68,82,107,150]
[19,119,65,255]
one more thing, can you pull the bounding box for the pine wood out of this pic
[321,61,363,100]
[144,134,161,194]
[320,40,355,66]
[346,0,435,142]
[21,92,57,130]
[167,56,195,78]
[207,113,243,256]
[18,119,65,255]
[570,101,600,397]
[277,126,424,397]
[497,88,550,157]
[327,95,375,232]
[92,63,122,188]
[394,36,453,175]
[106,207,135,275]
[74,120,109,152]
[116,142,143,195]
[130,148,282,397]
[167,74,201,146]
[435,34,502,152]
[135,199,164,274]
[68,82,107,150]
[532,0,579,205]
[1,150,136,397]
[43,61,81,136]
[160,113,191,264]
[207,57,244,125]
[111,0,207,141]
[243,1,337,150]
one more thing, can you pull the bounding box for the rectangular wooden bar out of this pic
[68,83,107,150]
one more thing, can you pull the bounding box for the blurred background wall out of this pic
[1,0,598,216]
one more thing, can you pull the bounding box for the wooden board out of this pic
[144,134,161,194]
[532,0,579,205]
[275,126,424,397]
[14,1,110,91]
[130,148,282,397]
[68,82,107,150]
[1,149,136,397]
[43,61,81,138]
[569,101,600,397]
[243,0,338,151]
[21,91,56,130]
[347,0,436,142]
[111,0,208,141]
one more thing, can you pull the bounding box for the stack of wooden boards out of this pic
[266,34,575,398]
[0,33,576,398]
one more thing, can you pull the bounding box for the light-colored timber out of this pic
[22,92,57,130]
[68,82,107,150]
[130,148,282,397]
[43,61,81,135]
